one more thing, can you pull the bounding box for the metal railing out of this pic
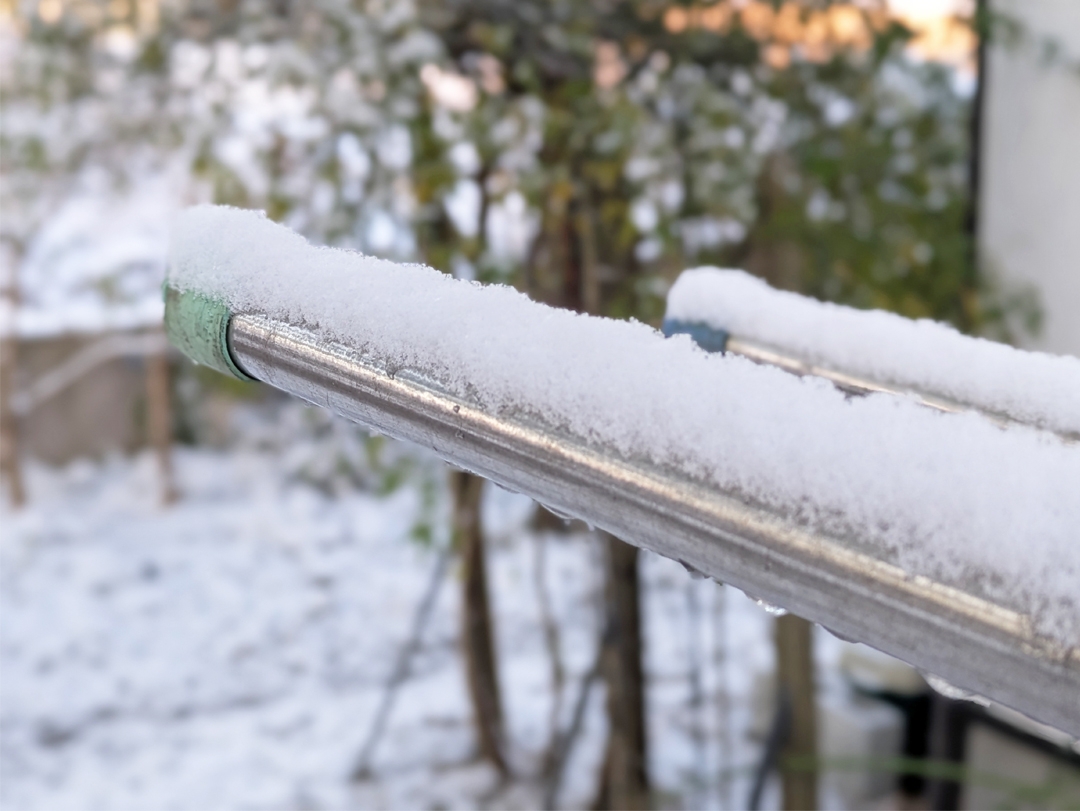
[219,310,1080,737]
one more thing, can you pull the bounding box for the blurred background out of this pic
[2,0,1079,808]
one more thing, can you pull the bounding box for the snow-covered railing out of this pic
[664,268,1080,440]
[165,206,1080,736]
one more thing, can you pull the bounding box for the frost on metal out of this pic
[168,205,1080,649]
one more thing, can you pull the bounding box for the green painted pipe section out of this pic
[162,286,253,381]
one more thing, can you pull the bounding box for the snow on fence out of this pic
[166,205,1080,736]
[8,331,169,417]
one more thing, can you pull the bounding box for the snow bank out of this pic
[169,206,1080,646]
[0,442,768,810]
[666,267,1080,437]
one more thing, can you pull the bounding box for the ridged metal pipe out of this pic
[225,310,1080,737]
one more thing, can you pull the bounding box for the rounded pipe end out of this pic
[163,286,253,381]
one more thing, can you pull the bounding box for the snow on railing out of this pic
[664,268,1080,439]
[165,206,1080,736]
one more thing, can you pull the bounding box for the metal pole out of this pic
[222,311,1080,737]
[664,330,1076,442]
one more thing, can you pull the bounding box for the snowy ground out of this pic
[1,406,848,811]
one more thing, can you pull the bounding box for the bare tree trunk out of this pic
[714,585,734,810]
[534,532,566,770]
[352,543,455,780]
[776,614,817,811]
[544,639,604,811]
[451,469,508,776]
[573,207,601,317]
[553,199,650,811]
[145,341,177,505]
[594,532,649,811]
[0,276,26,508]
[738,153,804,293]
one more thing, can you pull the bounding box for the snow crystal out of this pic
[168,206,1080,647]
[666,267,1080,437]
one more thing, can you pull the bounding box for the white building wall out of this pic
[980,0,1080,356]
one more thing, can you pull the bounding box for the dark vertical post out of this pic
[452,469,508,776]
[564,196,650,810]
[776,613,818,811]
[965,0,990,309]
[927,695,968,810]
[599,531,650,810]
[927,27,985,805]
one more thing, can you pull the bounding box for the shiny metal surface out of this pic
[725,337,1080,442]
[228,312,1080,736]
[726,337,986,419]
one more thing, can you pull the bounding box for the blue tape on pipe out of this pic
[661,318,730,355]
